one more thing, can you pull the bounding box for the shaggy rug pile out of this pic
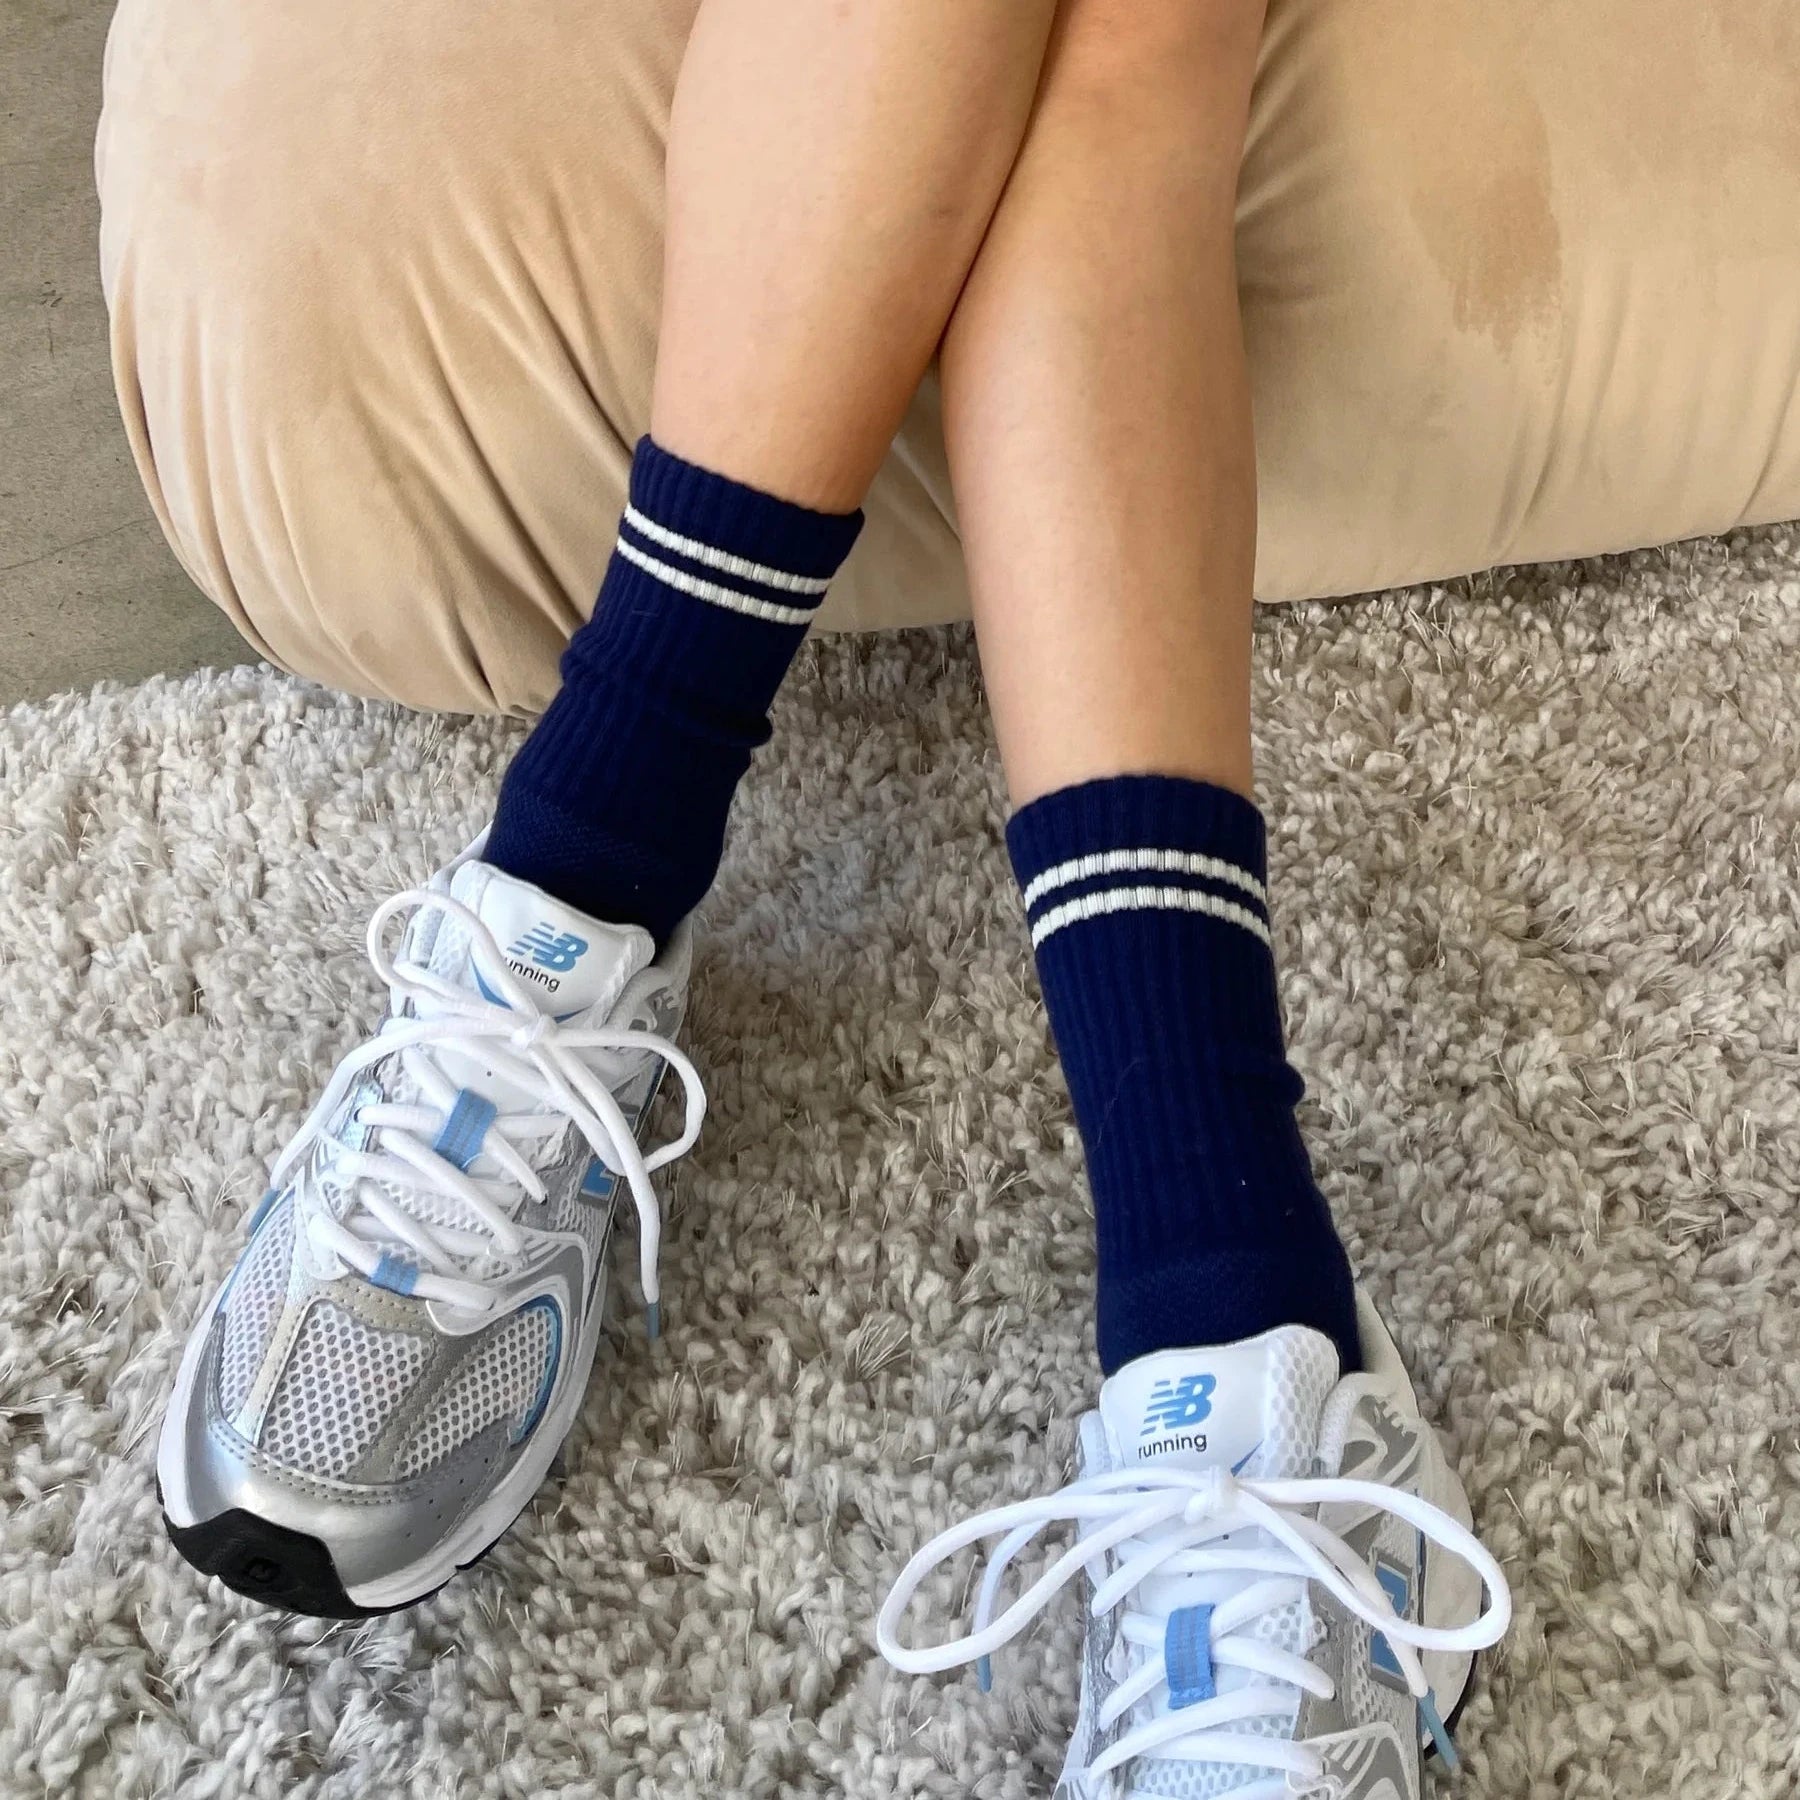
[3,527,1799,1798]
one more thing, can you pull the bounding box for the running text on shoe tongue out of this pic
[1098,1326,1338,1481]
[439,862,653,1019]
[390,862,655,1117]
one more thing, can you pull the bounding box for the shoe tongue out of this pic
[417,862,654,1021]
[1098,1325,1339,1483]
[1096,1327,1344,1798]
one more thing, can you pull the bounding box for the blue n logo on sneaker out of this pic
[1369,1549,1418,1691]
[507,923,590,972]
[1141,1372,1217,1436]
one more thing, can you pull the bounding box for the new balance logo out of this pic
[1141,1372,1216,1437]
[1316,1726,1414,1800]
[503,923,590,994]
[508,924,590,972]
[1369,1553,1416,1691]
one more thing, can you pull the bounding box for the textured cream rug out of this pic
[3,527,1799,1798]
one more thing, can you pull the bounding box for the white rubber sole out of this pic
[156,1277,230,1526]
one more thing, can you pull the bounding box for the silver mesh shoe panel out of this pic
[395,1303,558,1481]
[216,1197,296,1416]
[259,1301,431,1479]
[540,1162,612,1269]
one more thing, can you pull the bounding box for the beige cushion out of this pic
[98,0,1800,715]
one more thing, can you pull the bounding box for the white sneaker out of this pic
[157,844,704,1616]
[878,1294,1511,1799]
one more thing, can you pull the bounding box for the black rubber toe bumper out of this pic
[162,1504,398,1619]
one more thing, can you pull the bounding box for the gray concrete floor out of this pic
[1,0,251,707]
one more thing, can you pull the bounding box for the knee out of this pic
[1045,0,1266,116]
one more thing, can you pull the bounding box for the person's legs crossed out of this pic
[943,0,1361,1374]
[485,0,1057,940]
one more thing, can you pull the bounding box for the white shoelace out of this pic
[877,1463,1512,1797]
[268,889,706,1328]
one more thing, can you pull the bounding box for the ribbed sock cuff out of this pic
[486,440,863,942]
[563,439,865,707]
[628,438,865,580]
[1007,773,1268,893]
[1007,774,1284,1063]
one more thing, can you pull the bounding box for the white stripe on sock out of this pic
[615,538,819,627]
[623,505,833,596]
[1029,884,1273,950]
[1020,848,1268,912]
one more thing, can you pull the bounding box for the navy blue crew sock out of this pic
[1006,775,1361,1376]
[486,439,863,942]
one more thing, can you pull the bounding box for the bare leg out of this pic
[944,0,1267,803]
[943,0,1364,1381]
[652,0,1058,513]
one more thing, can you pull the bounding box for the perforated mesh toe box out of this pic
[244,1293,562,1488]
[395,1302,559,1481]
[215,1197,297,1418]
[260,1302,433,1480]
